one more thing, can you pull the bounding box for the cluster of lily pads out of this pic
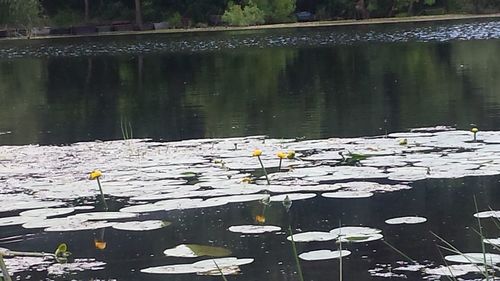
[1,126,500,278]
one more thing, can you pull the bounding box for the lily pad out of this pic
[19,207,76,218]
[140,257,254,275]
[287,231,338,242]
[384,216,427,225]
[270,193,317,202]
[484,238,500,246]
[228,225,281,234]
[322,191,374,198]
[0,216,33,227]
[163,244,231,257]
[112,220,171,231]
[44,220,115,232]
[299,250,351,261]
[72,212,137,221]
[424,264,482,276]
[444,253,500,265]
[330,226,382,236]
[338,233,383,243]
[473,210,500,218]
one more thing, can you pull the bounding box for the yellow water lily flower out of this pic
[277,151,287,159]
[252,149,262,157]
[255,215,266,224]
[471,127,478,133]
[94,239,107,250]
[89,170,102,180]
[241,177,253,183]
[399,138,408,145]
[287,151,295,159]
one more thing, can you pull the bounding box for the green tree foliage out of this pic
[315,0,354,20]
[222,1,265,26]
[0,0,42,28]
[2,0,500,29]
[252,0,296,22]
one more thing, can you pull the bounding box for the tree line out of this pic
[1,0,499,29]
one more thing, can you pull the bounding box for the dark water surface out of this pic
[1,19,500,281]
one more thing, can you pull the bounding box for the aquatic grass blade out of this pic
[436,247,459,281]
[431,231,489,278]
[381,240,416,264]
[213,260,229,281]
[0,254,12,281]
[474,196,492,280]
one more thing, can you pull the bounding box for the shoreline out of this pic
[2,13,500,41]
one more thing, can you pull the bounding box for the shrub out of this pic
[222,1,265,26]
[166,12,182,28]
[51,8,83,26]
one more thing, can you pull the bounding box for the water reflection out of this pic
[1,35,500,145]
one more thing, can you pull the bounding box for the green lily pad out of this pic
[180,172,197,178]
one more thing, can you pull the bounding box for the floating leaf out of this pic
[20,207,76,218]
[299,250,351,261]
[444,253,500,265]
[473,210,500,218]
[322,191,373,199]
[424,264,483,276]
[484,238,500,246]
[270,193,316,202]
[228,225,281,234]
[384,216,427,225]
[338,233,383,243]
[112,220,171,231]
[163,244,231,258]
[286,231,338,242]
[140,257,254,275]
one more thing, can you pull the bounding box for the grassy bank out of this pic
[3,13,500,41]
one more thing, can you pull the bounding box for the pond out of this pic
[0,18,500,281]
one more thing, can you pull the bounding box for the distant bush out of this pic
[222,1,265,26]
[51,8,83,26]
[165,12,182,28]
[253,0,296,22]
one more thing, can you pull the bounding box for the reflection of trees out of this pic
[183,48,320,138]
[1,36,500,145]
[281,41,500,137]
[0,58,46,144]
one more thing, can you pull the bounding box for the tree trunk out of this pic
[84,0,89,23]
[388,0,397,17]
[407,0,415,15]
[134,0,143,29]
[355,0,369,19]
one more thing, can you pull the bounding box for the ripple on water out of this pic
[0,20,499,58]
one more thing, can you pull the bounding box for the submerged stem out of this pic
[257,156,270,185]
[288,226,305,281]
[96,178,109,211]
